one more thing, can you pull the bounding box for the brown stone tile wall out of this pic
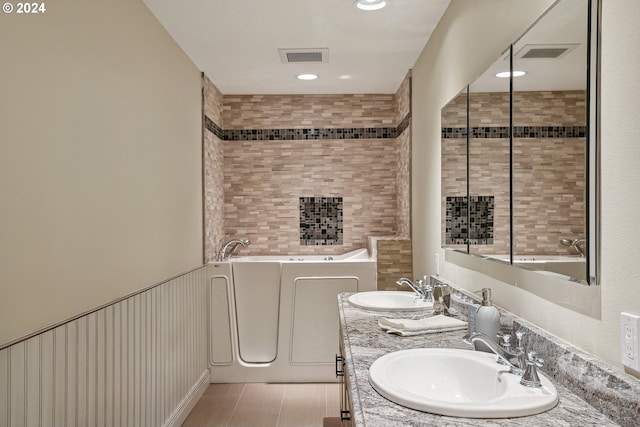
[395,71,412,124]
[203,75,225,262]
[370,237,413,290]
[203,74,414,274]
[395,73,412,239]
[222,94,396,129]
[223,138,398,255]
[203,74,224,125]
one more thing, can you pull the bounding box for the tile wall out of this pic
[441,90,586,256]
[202,76,225,263]
[203,73,412,261]
[395,72,412,238]
[368,237,413,290]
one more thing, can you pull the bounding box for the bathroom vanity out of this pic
[337,282,640,426]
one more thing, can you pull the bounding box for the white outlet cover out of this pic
[621,312,640,370]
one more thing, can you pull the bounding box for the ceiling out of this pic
[141,0,451,95]
[470,0,588,93]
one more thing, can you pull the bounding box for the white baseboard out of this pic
[163,369,211,427]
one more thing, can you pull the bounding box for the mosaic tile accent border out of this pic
[442,125,586,139]
[445,195,494,245]
[396,112,411,136]
[299,197,343,245]
[204,115,224,140]
[205,113,411,141]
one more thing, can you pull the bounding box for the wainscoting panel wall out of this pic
[0,265,210,427]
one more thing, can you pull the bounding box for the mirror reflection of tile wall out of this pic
[512,90,586,256]
[441,90,585,256]
[441,91,468,253]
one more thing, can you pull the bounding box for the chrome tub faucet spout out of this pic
[560,237,586,257]
[217,238,250,261]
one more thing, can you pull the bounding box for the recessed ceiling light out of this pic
[354,0,387,11]
[495,71,527,78]
[297,73,318,80]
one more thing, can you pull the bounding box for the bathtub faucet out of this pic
[217,238,250,261]
[560,237,586,257]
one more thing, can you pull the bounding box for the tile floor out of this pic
[182,383,343,427]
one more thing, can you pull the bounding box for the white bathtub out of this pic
[490,254,586,279]
[232,247,371,262]
[207,248,376,382]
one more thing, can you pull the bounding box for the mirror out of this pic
[441,86,468,254]
[512,0,589,281]
[441,0,599,286]
[468,54,511,260]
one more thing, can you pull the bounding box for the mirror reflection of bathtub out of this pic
[489,254,586,279]
[207,248,376,382]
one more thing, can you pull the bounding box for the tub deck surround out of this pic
[367,236,413,291]
[338,287,635,426]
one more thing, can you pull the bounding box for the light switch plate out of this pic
[621,312,640,370]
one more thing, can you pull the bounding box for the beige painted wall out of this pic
[413,0,640,372]
[0,0,203,345]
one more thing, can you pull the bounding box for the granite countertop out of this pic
[338,292,622,427]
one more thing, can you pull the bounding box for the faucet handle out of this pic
[520,351,544,388]
[497,332,511,348]
[514,330,526,349]
[525,351,544,368]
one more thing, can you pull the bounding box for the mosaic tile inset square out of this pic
[445,195,494,245]
[299,197,343,245]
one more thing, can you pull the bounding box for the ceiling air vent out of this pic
[514,44,579,60]
[278,48,329,64]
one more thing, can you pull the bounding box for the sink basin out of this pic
[369,348,558,418]
[348,291,433,311]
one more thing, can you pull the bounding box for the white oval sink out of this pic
[369,348,558,418]
[348,291,433,311]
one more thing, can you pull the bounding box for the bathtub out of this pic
[490,254,587,279]
[207,248,376,382]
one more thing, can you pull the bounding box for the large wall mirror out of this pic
[441,0,599,287]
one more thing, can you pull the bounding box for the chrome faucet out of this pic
[396,277,433,302]
[216,238,250,261]
[463,332,522,375]
[560,237,586,257]
[463,331,545,387]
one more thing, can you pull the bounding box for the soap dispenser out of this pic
[474,288,501,353]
